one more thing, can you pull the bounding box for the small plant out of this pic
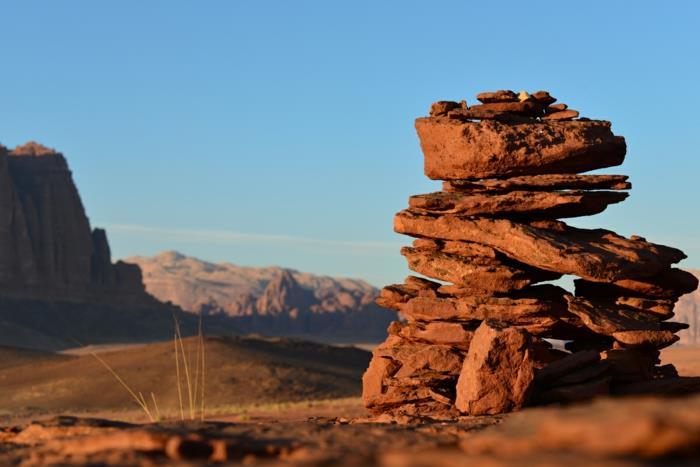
[86,312,206,422]
[172,312,206,421]
[87,349,158,422]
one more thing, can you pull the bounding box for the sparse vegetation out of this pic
[86,313,207,422]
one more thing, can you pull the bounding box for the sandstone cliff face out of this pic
[0,145,36,284]
[0,142,147,301]
[126,251,396,341]
[0,141,203,350]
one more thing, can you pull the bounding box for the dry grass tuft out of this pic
[85,314,207,422]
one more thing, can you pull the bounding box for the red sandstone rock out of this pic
[388,321,475,349]
[429,101,460,117]
[394,210,686,282]
[565,296,662,335]
[373,336,464,375]
[408,190,628,218]
[476,90,518,103]
[532,91,557,106]
[575,268,699,300]
[415,118,626,180]
[531,91,556,105]
[447,107,536,122]
[547,103,568,112]
[614,268,699,299]
[400,245,559,293]
[420,238,498,257]
[612,330,679,349]
[455,321,536,415]
[615,296,675,320]
[443,174,631,192]
[362,357,399,408]
[469,101,543,116]
[384,282,569,336]
[542,109,580,120]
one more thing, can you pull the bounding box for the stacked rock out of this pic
[362,90,699,419]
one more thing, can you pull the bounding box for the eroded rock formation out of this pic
[363,90,699,419]
[0,142,147,301]
[0,142,192,350]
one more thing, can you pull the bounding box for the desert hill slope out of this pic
[0,345,72,370]
[126,251,396,342]
[0,336,370,414]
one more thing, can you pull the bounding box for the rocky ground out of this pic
[2,393,700,466]
[0,346,697,465]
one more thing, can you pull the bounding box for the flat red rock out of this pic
[565,296,661,336]
[415,118,626,180]
[542,109,579,120]
[469,101,543,116]
[531,90,556,105]
[429,101,461,117]
[394,210,686,282]
[476,90,518,103]
[400,245,560,293]
[408,190,628,218]
[443,174,631,192]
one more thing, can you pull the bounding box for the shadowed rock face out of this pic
[0,142,145,300]
[0,141,206,351]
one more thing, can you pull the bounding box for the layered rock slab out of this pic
[408,190,627,218]
[395,210,685,282]
[415,118,626,180]
[443,174,630,193]
[400,242,560,293]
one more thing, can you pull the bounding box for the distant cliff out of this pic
[0,142,145,302]
[0,142,394,349]
[0,142,194,350]
[127,251,396,341]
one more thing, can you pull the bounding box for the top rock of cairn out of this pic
[421,90,626,180]
[362,89,699,421]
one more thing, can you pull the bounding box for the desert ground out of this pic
[0,339,699,465]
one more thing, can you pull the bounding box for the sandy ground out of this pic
[661,345,700,376]
[0,344,698,465]
[2,394,700,466]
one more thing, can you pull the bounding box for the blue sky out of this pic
[1,1,699,286]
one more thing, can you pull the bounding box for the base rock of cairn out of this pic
[362,89,700,419]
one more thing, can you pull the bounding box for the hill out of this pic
[126,251,396,342]
[0,336,370,414]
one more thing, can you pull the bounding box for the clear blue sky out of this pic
[1,1,698,286]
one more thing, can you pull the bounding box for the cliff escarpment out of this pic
[0,142,147,303]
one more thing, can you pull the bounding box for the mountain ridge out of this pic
[126,251,395,341]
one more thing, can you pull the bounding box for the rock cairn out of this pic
[362,89,699,419]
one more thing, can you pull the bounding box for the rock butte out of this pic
[363,89,699,420]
